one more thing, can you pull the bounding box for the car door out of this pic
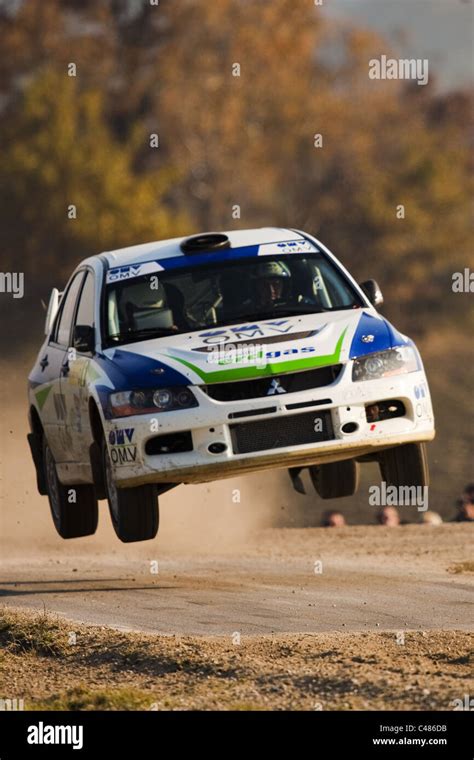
[59,269,97,465]
[41,271,86,464]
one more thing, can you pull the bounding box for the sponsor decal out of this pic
[361,334,374,343]
[414,383,430,417]
[206,343,320,368]
[258,240,316,256]
[110,445,137,465]
[108,429,139,464]
[171,327,348,383]
[106,261,163,284]
[109,428,135,445]
[198,320,295,345]
[263,346,317,359]
[35,384,53,411]
[53,393,67,421]
[414,383,427,399]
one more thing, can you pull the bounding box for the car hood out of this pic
[97,310,411,390]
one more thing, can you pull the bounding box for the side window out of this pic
[74,271,95,330]
[54,272,85,346]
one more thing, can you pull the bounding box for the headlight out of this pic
[352,346,420,382]
[109,387,199,417]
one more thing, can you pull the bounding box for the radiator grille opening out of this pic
[230,410,334,454]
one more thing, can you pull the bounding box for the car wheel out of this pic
[102,439,159,543]
[309,460,360,499]
[42,438,98,538]
[378,442,429,488]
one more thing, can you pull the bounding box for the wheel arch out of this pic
[88,397,107,499]
[27,404,48,495]
[88,396,105,444]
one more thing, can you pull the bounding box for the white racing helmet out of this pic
[255,260,291,279]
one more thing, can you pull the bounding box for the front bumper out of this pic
[105,365,435,487]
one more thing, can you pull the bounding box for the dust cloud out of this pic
[0,360,299,560]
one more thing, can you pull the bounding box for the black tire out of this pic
[378,442,429,488]
[102,439,159,543]
[42,438,98,539]
[310,459,360,499]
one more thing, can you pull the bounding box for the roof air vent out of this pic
[180,232,231,254]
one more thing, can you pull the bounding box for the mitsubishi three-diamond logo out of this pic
[267,378,286,395]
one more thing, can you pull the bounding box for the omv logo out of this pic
[106,265,142,283]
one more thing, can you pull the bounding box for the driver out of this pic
[254,261,291,308]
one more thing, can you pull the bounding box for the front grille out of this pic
[230,410,334,454]
[202,364,342,402]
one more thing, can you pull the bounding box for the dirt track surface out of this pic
[1,400,473,710]
[1,525,473,635]
[1,608,473,711]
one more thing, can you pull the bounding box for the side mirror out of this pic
[360,279,384,307]
[73,324,95,353]
[44,288,61,335]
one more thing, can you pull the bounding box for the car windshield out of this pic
[104,253,363,345]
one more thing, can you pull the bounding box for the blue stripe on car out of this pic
[93,350,191,412]
[383,320,412,350]
[158,244,260,270]
[349,312,410,359]
[93,351,192,417]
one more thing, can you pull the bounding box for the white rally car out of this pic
[28,228,435,542]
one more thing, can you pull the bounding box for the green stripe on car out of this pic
[35,384,53,410]
[170,327,347,383]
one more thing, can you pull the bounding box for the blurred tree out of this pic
[1,0,471,326]
[153,3,473,332]
[0,69,188,288]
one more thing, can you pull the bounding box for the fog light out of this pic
[366,400,405,422]
[208,442,227,454]
[341,422,358,434]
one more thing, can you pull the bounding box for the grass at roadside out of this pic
[0,607,472,711]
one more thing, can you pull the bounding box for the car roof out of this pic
[81,227,313,269]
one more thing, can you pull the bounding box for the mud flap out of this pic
[27,432,47,495]
[156,483,179,496]
[288,467,306,495]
